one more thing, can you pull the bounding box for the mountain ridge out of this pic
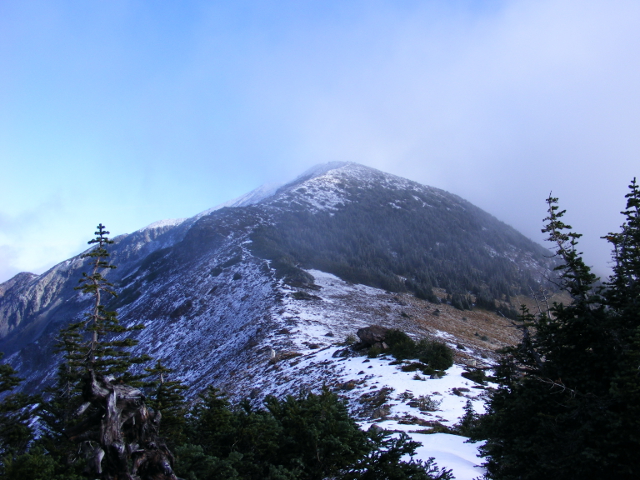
[0,163,555,392]
[0,162,564,479]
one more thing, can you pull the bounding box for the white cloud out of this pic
[2,0,638,280]
[223,0,640,275]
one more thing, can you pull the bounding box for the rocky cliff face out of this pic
[0,163,556,398]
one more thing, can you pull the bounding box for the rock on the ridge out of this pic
[356,325,391,347]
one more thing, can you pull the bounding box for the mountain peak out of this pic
[195,162,387,218]
[284,162,399,188]
[0,162,560,479]
[290,161,354,182]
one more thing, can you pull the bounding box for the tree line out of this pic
[250,182,554,313]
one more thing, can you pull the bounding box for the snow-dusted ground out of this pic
[264,346,487,479]
[126,259,492,479]
[234,268,491,479]
[414,434,484,480]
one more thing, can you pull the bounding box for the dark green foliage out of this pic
[400,362,429,373]
[450,293,472,310]
[71,224,149,382]
[0,355,42,479]
[264,388,368,480]
[184,387,237,459]
[415,339,454,371]
[601,179,640,476]
[476,186,640,479]
[174,444,243,480]
[35,225,163,479]
[268,255,315,287]
[178,387,449,480]
[454,400,479,437]
[383,331,454,371]
[250,181,554,303]
[406,279,440,303]
[474,292,496,311]
[460,368,486,385]
[342,429,453,480]
[495,304,519,320]
[145,361,188,447]
[367,344,383,358]
[181,387,366,479]
[42,226,150,437]
[0,354,35,460]
[0,355,22,394]
[385,330,417,360]
[291,290,320,300]
[1,447,85,480]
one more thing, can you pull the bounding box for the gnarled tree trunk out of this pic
[68,370,179,480]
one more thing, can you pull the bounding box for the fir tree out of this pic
[601,178,640,475]
[178,387,451,480]
[38,225,179,480]
[343,429,453,480]
[73,223,149,382]
[476,187,640,479]
[41,226,149,454]
[144,361,188,447]
[0,353,35,459]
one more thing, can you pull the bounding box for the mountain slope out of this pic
[0,162,565,479]
[0,162,554,397]
[251,163,553,304]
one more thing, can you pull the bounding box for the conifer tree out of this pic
[605,178,640,322]
[476,187,640,479]
[39,224,178,480]
[73,223,149,381]
[178,386,452,480]
[0,353,35,459]
[41,226,149,452]
[144,361,188,447]
[601,178,640,475]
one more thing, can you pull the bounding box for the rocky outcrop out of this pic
[356,325,391,350]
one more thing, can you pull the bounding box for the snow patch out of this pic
[137,218,187,232]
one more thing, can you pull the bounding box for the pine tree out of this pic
[41,226,149,457]
[601,178,640,475]
[343,429,453,480]
[38,224,179,480]
[73,223,149,381]
[0,353,35,459]
[144,361,188,447]
[178,386,451,480]
[604,178,640,314]
[476,187,640,479]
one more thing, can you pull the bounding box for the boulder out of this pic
[356,325,391,347]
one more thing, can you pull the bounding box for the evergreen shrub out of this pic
[382,330,454,371]
[461,369,487,385]
[416,339,454,371]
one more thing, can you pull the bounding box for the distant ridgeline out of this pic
[250,168,557,317]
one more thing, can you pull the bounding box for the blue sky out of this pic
[1,0,639,282]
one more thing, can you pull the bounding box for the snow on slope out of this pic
[3,163,525,478]
[233,269,491,480]
[196,182,283,218]
[269,348,488,480]
[263,162,443,214]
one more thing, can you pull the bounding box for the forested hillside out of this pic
[252,164,556,308]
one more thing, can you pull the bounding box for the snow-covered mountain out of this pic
[0,162,558,478]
